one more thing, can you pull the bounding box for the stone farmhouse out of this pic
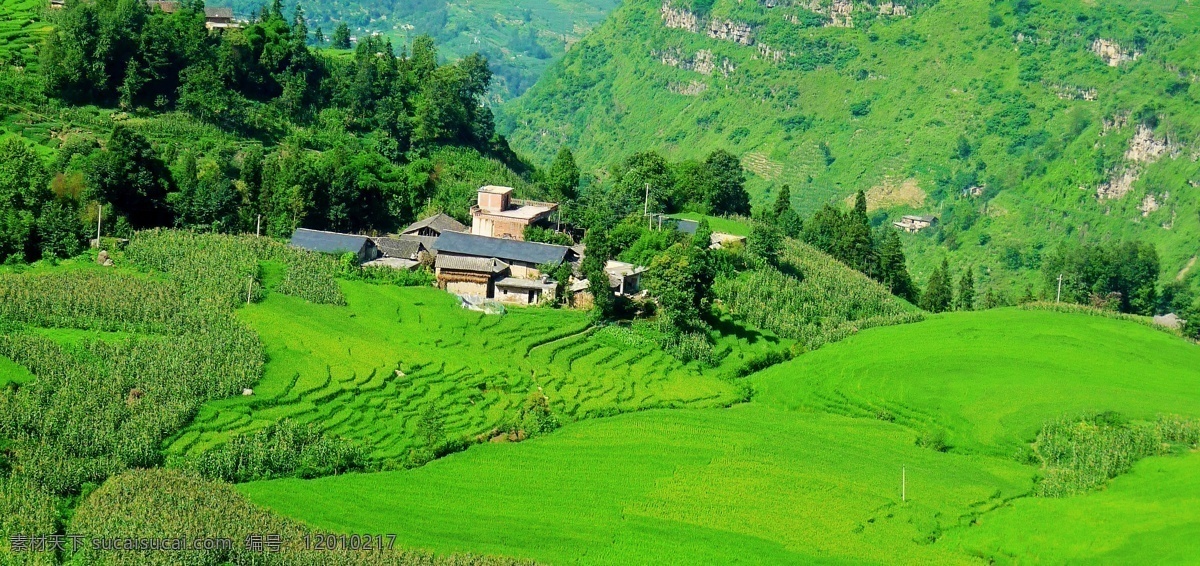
[893,215,938,233]
[433,231,576,305]
[471,186,558,240]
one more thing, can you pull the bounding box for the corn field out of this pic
[69,468,536,566]
[126,229,345,308]
[1033,413,1200,497]
[714,240,922,350]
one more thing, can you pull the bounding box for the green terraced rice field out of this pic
[168,281,786,461]
[241,308,1200,564]
[0,0,49,64]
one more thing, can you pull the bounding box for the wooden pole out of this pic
[1056,274,1063,303]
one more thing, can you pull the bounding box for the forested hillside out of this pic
[504,0,1200,296]
[235,0,619,100]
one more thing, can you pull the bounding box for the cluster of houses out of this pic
[289,186,651,307]
[289,185,753,308]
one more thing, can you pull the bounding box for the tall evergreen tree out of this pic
[582,229,615,320]
[957,266,976,311]
[843,190,876,277]
[703,149,750,216]
[771,184,803,237]
[544,146,580,202]
[332,22,352,49]
[876,228,916,302]
[919,258,954,313]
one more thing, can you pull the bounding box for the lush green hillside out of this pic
[239,308,1200,564]
[504,0,1200,293]
[753,307,1200,455]
[243,0,619,100]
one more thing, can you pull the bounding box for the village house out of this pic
[400,212,466,239]
[144,1,239,29]
[433,231,575,304]
[893,215,938,233]
[365,236,430,270]
[471,185,558,240]
[604,260,645,295]
[289,228,379,263]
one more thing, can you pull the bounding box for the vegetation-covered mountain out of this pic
[233,0,619,100]
[504,0,1200,296]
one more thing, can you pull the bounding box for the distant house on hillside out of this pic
[893,215,938,233]
[433,231,575,304]
[289,228,379,263]
[471,185,558,240]
[145,1,239,29]
[604,260,645,296]
[400,213,466,239]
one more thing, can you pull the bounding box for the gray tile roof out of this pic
[373,236,424,260]
[435,254,509,273]
[290,228,371,255]
[401,213,467,236]
[495,277,556,291]
[434,232,571,266]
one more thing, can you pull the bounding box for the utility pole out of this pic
[1056,273,1063,303]
[902,466,906,503]
[95,204,103,248]
[644,182,651,230]
[256,214,262,237]
[246,275,254,305]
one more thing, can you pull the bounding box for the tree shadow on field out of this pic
[706,312,776,346]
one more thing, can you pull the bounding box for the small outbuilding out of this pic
[289,228,379,263]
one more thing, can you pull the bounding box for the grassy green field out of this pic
[168,280,786,461]
[946,451,1200,563]
[240,308,1200,564]
[0,354,34,386]
[753,308,1200,456]
[241,406,1032,565]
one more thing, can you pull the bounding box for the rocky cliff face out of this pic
[658,47,736,76]
[1091,38,1140,66]
[661,1,755,45]
[661,1,700,32]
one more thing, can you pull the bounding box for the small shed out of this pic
[604,260,645,296]
[495,277,557,305]
[289,228,379,263]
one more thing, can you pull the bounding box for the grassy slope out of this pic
[168,280,785,460]
[753,308,1200,455]
[241,407,1031,565]
[244,0,619,101]
[504,0,1200,291]
[946,451,1200,563]
[240,309,1200,564]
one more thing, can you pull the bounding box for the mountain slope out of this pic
[236,0,619,100]
[503,0,1200,292]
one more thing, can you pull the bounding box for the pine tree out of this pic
[773,184,792,220]
[919,258,954,313]
[332,23,352,49]
[844,190,876,277]
[876,228,916,302]
[957,266,975,311]
[771,184,803,237]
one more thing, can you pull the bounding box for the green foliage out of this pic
[331,21,351,49]
[542,145,580,202]
[746,221,780,265]
[524,225,573,246]
[1042,240,1160,315]
[957,266,975,311]
[0,476,57,566]
[178,419,368,482]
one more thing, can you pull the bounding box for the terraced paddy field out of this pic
[0,0,49,64]
[241,308,1200,564]
[167,281,787,461]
